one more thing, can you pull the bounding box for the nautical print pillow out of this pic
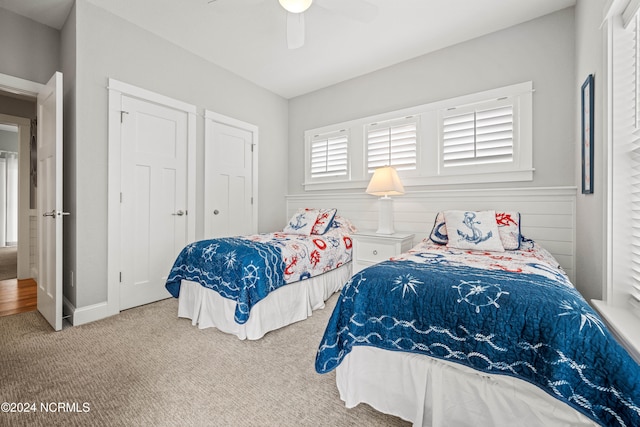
[311,208,337,235]
[284,208,319,235]
[429,212,448,245]
[495,211,521,250]
[328,215,357,234]
[429,211,521,250]
[444,210,505,252]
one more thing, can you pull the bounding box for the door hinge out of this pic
[251,144,254,152]
[120,110,129,123]
[120,192,123,203]
[119,272,122,283]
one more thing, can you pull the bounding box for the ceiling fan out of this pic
[209,0,378,49]
[278,0,378,49]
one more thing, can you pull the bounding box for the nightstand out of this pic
[351,230,415,274]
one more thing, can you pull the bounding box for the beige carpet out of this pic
[0,245,17,281]
[0,294,409,427]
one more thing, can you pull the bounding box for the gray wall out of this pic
[288,9,576,195]
[0,8,60,84]
[70,0,289,308]
[0,94,36,119]
[286,5,613,302]
[61,3,77,307]
[574,0,607,302]
[0,0,607,313]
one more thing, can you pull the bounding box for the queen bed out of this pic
[166,208,355,340]
[315,210,640,427]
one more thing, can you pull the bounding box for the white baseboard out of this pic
[64,298,116,326]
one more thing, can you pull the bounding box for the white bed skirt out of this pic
[177,263,351,340]
[336,346,599,427]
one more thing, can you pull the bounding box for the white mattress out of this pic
[177,263,351,340]
[336,346,599,427]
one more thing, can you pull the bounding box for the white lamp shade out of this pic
[279,0,313,13]
[366,166,405,197]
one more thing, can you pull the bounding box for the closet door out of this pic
[119,95,189,310]
[204,111,258,238]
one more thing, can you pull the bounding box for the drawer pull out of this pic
[372,250,378,255]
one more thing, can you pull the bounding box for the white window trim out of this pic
[302,81,534,191]
[592,0,640,364]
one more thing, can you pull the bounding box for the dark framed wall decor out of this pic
[581,74,594,194]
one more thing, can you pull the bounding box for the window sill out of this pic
[592,299,640,364]
[303,169,534,192]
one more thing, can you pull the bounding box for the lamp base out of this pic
[376,197,395,235]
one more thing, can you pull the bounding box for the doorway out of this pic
[0,122,19,279]
[0,90,39,316]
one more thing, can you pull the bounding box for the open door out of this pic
[37,71,64,331]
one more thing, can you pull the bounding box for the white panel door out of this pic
[205,117,255,238]
[37,71,64,331]
[120,96,188,310]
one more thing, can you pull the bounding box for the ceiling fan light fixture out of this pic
[279,0,312,14]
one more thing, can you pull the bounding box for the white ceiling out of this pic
[1,0,576,99]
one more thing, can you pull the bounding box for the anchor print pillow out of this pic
[284,208,319,236]
[444,210,505,252]
[430,211,521,250]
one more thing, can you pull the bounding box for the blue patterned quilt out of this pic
[315,241,640,426]
[166,238,285,324]
[165,223,353,324]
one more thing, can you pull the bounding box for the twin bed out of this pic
[165,208,640,426]
[165,208,355,339]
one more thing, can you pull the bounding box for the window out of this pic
[632,12,640,312]
[595,0,640,361]
[308,129,349,180]
[303,81,532,190]
[625,11,640,313]
[442,101,514,168]
[366,116,418,173]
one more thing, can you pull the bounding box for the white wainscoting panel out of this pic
[286,187,577,282]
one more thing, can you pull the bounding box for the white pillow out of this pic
[444,210,505,252]
[284,208,318,235]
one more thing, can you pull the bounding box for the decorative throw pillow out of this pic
[311,208,337,235]
[495,211,521,250]
[329,215,357,234]
[429,212,448,245]
[429,211,521,250]
[444,210,505,252]
[284,208,319,235]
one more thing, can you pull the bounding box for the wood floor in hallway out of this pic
[0,278,37,317]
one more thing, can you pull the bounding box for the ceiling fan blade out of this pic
[316,0,378,23]
[286,12,305,49]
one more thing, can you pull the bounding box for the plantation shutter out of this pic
[629,13,640,311]
[442,103,514,168]
[310,130,348,179]
[366,116,418,174]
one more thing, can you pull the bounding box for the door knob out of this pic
[43,210,71,218]
[213,210,220,215]
[172,210,184,216]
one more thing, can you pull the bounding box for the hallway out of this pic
[0,278,36,317]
